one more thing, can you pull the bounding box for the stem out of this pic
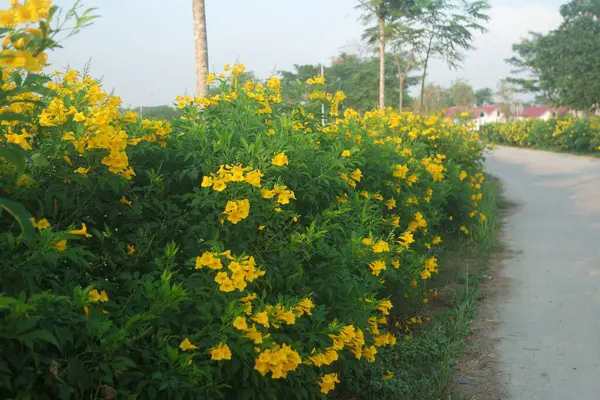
[378,15,386,109]
[420,36,434,113]
[396,56,403,112]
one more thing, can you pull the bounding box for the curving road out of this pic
[485,146,600,399]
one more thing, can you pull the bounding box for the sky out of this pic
[47,0,566,107]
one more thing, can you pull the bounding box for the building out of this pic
[518,106,570,121]
[446,105,506,129]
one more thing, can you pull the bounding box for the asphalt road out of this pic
[486,146,600,399]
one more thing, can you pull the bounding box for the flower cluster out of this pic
[195,251,264,292]
[202,163,264,191]
[254,344,302,379]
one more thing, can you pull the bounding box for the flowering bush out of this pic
[481,117,600,152]
[0,2,489,399]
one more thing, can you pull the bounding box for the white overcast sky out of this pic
[47,0,565,107]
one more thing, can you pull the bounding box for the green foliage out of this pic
[279,53,418,112]
[507,0,600,111]
[474,88,494,107]
[481,117,600,153]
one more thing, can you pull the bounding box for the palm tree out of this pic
[192,0,209,98]
[358,0,419,109]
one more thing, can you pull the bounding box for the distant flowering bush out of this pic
[481,117,600,152]
[0,2,489,399]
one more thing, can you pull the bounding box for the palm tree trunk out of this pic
[396,56,403,112]
[378,16,385,109]
[419,36,434,113]
[192,0,209,98]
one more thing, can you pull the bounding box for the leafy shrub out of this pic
[481,117,600,152]
[0,3,488,399]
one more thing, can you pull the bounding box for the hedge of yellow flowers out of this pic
[481,117,600,153]
[0,2,488,399]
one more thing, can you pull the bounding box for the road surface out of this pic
[485,146,600,399]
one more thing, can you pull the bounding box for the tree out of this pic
[279,64,322,105]
[506,0,600,111]
[474,87,494,106]
[496,79,519,121]
[419,82,451,113]
[449,79,475,110]
[388,23,422,112]
[278,52,419,112]
[192,0,209,98]
[358,0,419,109]
[414,0,490,111]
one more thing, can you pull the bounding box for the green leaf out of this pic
[0,112,27,123]
[0,143,28,173]
[0,197,34,239]
[31,153,49,168]
[17,329,59,348]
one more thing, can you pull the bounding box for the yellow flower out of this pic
[385,199,396,209]
[459,171,468,181]
[244,170,263,187]
[224,64,231,71]
[206,72,216,85]
[74,167,90,178]
[179,338,198,351]
[271,152,289,167]
[373,193,383,201]
[73,112,86,122]
[377,300,393,315]
[88,289,109,303]
[53,239,67,252]
[212,179,227,192]
[318,373,340,394]
[350,168,363,182]
[398,231,414,247]
[391,259,400,269]
[258,225,265,231]
[372,240,390,253]
[369,259,386,276]
[6,132,32,150]
[210,343,232,361]
[201,176,213,187]
[342,150,351,157]
[120,196,132,206]
[233,316,249,331]
[36,218,51,230]
[127,244,135,255]
[252,311,269,328]
[195,252,223,270]
[393,164,409,179]
[69,223,92,238]
[223,199,250,224]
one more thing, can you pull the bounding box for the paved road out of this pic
[486,146,600,399]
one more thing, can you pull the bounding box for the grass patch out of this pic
[345,175,504,399]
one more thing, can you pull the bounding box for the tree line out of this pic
[505,0,600,113]
[191,0,491,113]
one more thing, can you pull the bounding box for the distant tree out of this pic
[278,53,419,112]
[449,79,475,110]
[506,0,600,112]
[496,79,519,121]
[419,82,451,114]
[279,64,322,105]
[358,0,419,109]
[414,0,490,111]
[192,0,209,98]
[474,87,494,106]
